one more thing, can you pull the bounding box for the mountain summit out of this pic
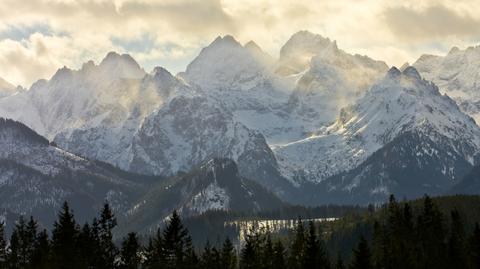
[275,66,480,188]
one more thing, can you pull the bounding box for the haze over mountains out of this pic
[2,30,480,225]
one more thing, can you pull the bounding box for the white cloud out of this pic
[0,0,479,86]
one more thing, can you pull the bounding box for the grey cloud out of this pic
[383,5,480,41]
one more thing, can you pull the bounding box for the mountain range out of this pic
[1,31,480,224]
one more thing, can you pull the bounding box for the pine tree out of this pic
[303,221,320,269]
[162,210,189,269]
[8,216,37,268]
[416,195,446,269]
[51,201,80,269]
[221,237,237,269]
[31,229,51,269]
[470,223,480,269]
[183,235,198,269]
[0,222,6,268]
[98,203,118,269]
[241,229,262,269]
[349,236,372,269]
[119,232,141,269]
[372,221,387,269]
[143,229,164,269]
[7,229,21,268]
[447,210,468,269]
[201,241,221,269]
[77,223,98,268]
[272,240,286,269]
[289,218,306,269]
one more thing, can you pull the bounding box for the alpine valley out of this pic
[2,31,480,228]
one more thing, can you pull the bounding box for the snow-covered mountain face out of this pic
[284,31,389,129]
[275,67,480,187]
[0,52,173,140]
[0,118,148,226]
[180,32,388,145]
[122,158,284,234]
[179,35,302,144]
[53,65,191,168]
[0,77,17,98]
[413,46,480,123]
[127,94,294,197]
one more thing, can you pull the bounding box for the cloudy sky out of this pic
[0,0,479,87]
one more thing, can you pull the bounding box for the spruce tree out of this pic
[51,201,80,269]
[372,221,387,269]
[162,210,189,269]
[0,222,6,268]
[119,232,141,269]
[98,203,118,269]
[77,223,98,268]
[416,195,446,269]
[201,241,222,269]
[241,234,257,269]
[221,237,237,269]
[183,235,198,269]
[470,223,480,269]
[7,229,21,268]
[8,216,36,268]
[289,218,306,269]
[349,236,372,269]
[31,229,51,269]
[143,229,164,268]
[448,210,468,269]
[303,221,320,269]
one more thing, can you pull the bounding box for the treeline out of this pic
[367,195,480,269]
[1,196,480,268]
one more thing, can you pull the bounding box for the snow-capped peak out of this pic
[277,30,336,75]
[0,77,17,98]
[413,44,480,123]
[98,51,146,79]
[181,35,274,91]
[274,65,480,184]
[402,66,422,80]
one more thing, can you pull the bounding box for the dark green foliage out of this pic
[241,231,261,269]
[221,237,237,269]
[288,219,306,269]
[471,223,480,269]
[3,195,480,269]
[31,229,51,269]
[98,203,118,269]
[119,232,141,269]
[448,210,468,269]
[349,237,372,269]
[51,202,80,269]
[0,222,6,268]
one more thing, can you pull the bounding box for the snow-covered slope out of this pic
[285,31,389,128]
[53,65,191,168]
[0,52,153,139]
[0,118,149,225]
[275,66,480,186]
[413,45,480,123]
[128,94,293,197]
[179,35,301,144]
[0,77,17,98]
[122,158,284,233]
